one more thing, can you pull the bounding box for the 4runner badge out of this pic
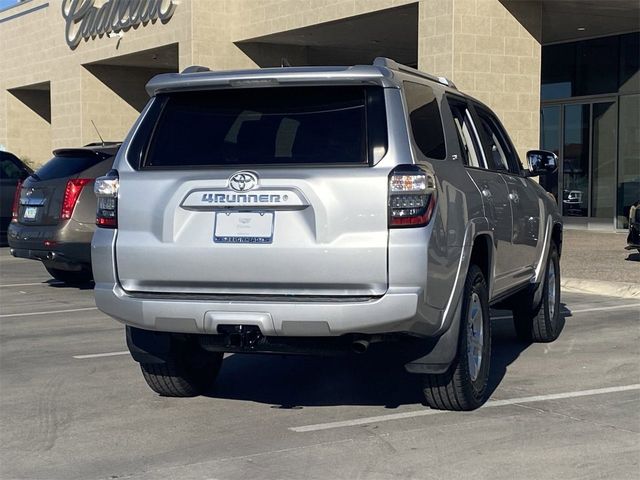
[229,172,258,192]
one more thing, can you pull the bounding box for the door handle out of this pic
[482,188,492,199]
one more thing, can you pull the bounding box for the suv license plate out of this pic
[214,212,274,244]
[23,206,37,220]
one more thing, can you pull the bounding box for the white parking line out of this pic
[0,307,98,318]
[0,282,62,287]
[73,351,129,359]
[570,304,640,314]
[290,384,640,433]
[490,303,640,321]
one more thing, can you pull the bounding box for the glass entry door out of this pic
[540,99,618,226]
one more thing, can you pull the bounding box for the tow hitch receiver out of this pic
[217,325,264,350]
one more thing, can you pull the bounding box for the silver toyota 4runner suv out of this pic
[92,58,563,411]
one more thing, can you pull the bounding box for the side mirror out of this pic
[526,150,558,177]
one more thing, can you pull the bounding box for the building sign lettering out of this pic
[62,0,178,49]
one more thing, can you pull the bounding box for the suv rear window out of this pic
[34,153,107,181]
[138,86,387,168]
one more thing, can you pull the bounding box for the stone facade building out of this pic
[1,0,638,229]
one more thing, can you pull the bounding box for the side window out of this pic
[475,107,522,174]
[403,82,446,160]
[0,158,22,180]
[447,99,484,169]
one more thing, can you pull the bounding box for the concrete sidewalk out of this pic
[561,229,640,299]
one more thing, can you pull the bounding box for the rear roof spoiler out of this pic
[53,145,120,157]
[146,57,456,96]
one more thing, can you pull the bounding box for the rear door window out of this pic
[447,99,485,169]
[0,155,23,179]
[403,82,446,160]
[474,106,523,174]
[34,153,107,181]
[140,86,387,168]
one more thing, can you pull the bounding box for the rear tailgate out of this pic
[115,85,391,296]
[17,151,109,226]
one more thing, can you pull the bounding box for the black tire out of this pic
[45,266,93,284]
[140,350,223,397]
[422,264,491,411]
[512,243,563,343]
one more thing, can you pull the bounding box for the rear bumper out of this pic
[92,226,448,339]
[8,222,93,270]
[8,222,92,268]
[95,282,424,336]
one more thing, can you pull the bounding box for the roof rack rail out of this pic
[373,57,457,89]
[181,65,210,74]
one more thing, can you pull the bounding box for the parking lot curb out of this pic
[562,277,640,299]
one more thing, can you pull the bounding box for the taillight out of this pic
[11,180,23,222]
[94,170,119,228]
[61,178,92,219]
[388,166,437,228]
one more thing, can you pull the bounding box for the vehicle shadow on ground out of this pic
[486,303,569,397]
[209,304,571,409]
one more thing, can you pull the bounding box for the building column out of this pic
[419,0,542,159]
[50,65,84,154]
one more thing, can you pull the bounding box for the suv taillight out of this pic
[94,170,119,228]
[61,178,92,219]
[388,166,437,228]
[11,180,23,222]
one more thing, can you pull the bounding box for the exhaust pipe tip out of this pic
[352,339,369,354]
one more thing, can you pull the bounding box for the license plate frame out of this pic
[213,211,274,244]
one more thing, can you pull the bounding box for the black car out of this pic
[627,201,640,253]
[1,151,33,245]
[8,143,120,283]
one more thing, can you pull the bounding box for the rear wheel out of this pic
[45,266,93,284]
[422,264,491,411]
[140,349,223,397]
[512,243,562,343]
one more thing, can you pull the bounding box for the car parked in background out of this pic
[9,143,120,284]
[0,151,33,245]
[627,201,640,253]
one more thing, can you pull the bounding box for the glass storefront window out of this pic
[575,37,619,97]
[617,94,640,229]
[591,102,617,219]
[541,33,639,229]
[620,34,640,94]
[541,43,575,101]
[563,104,590,217]
[540,105,560,200]
[542,32,639,101]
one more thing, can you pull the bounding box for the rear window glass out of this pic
[140,86,387,168]
[34,154,105,181]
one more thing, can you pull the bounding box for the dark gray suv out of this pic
[92,58,563,410]
[9,143,120,283]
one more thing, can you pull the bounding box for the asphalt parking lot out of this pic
[1,247,639,480]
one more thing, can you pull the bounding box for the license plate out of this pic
[23,206,38,220]
[214,212,274,244]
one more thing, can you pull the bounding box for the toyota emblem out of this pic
[229,171,258,192]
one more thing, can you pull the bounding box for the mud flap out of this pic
[403,301,462,375]
[126,326,173,364]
